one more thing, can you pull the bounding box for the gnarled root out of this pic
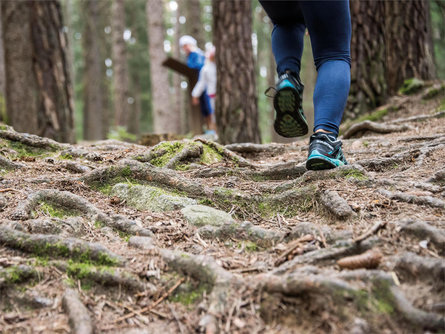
[62,288,93,334]
[396,219,445,254]
[320,190,355,219]
[0,155,25,170]
[0,129,67,151]
[0,265,39,288]
[0,226,123,265]
[378,189,445,209]
[342,120,411,139]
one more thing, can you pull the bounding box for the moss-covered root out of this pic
[342,120,411,139]
[52,261,147,292]
[160,249,242,333]
[0,226,123,266]
[80,159,212,198]
[0,265,39,288]
[0,155,25,170]
[62,288,93,334]
[12,189,109,221]
[195,138,255,167]
[11,189,152,237]
[0,128,67,151]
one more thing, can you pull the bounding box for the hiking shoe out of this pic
[306,132,348,170]
[266,72,308,138]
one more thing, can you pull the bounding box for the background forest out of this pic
[0,0,444,144]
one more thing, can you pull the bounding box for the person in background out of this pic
[191,45,217,135]
[179,35,214,135]
[260,1,351,170]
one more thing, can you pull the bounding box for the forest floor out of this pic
[0,81,444,334]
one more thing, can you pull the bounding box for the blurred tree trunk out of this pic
[82,0,105,140]
[146,0,179,134]
[213,0,261,144]
[111,0,131,129]
[347,0,435,118]
[1,0,75,143]
[173,2,185,134]
[0,5,6,122]
[128,79,141,135]
[184,0,205,49]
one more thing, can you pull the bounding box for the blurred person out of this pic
[191,45,217,135]
[260,1,351,170]
[179,35,213,134]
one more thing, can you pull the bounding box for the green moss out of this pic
[150,141,185,167]
[59,153,73,160]
[341,168,368,181]
[9,141,51,158]
[200,143,223,165]
[439,98,445,111]
[36,202,79,219]
[0,266,36,285]
[91,177,139,195]
[199,198,215,206]
[243,241,259,252]
[422,84,445,100]
[169,283,210,306]
[399,78,425,95]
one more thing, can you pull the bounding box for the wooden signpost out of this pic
[162,57,204,135]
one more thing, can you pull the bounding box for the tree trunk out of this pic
[0,4,5,123]
[146,0,179,134]
[111,0,131,129]
[347,0,435,118]
[213,0,261,144]
[184,0,205,50]
[1,0,75,143]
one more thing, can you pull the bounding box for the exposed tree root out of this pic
[164,142,203,169]
[52,260,147,292]
[378,189,445,209]
[0,129,67,151]
[376,178,442,193]
[271,238,379,275]
[160,249,242,333]
[11,189,152,236]
[389,110,445,124]
[392,252,445,289]
[80,159,212,198]
[22,217,84,236]
[195,138,255,167]
[320,190,355,219]
[427,167,445,184]
[389,286,445,331]
[197,221,282,247]
[224,142,290,155]
[0,265,39,288]
[192,160,306,181]
[268,165,366,193]
[396,219,445,254]
[342,120,411,139]
[62,288,93,334]
[0,155,25,170]
[0,226,123,265]
[413,143,445,168]
[63,161,92,174]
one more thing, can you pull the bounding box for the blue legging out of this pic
[259,0,351,137]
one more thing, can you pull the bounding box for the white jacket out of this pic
[192,61,216,98]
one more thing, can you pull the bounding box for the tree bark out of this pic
[347,0,436,118]
[146,0,179,134]
[183,0,205,50]
[1,0,75,143]
[0,5,6,123]
[111,0,131,128]
[82,0,106,141]
[213,0,261,144]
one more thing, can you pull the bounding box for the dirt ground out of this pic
[0,82,444,333]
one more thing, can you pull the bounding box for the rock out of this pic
[110,183,196,212]
[128,236,155,250]
[181,205,234,227]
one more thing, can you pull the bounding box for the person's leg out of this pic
[259,1,305,76]
[299,0,351,137]
[260,1,308,138]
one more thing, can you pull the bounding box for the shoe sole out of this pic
[273,87,308,138]
[306,153,345,170]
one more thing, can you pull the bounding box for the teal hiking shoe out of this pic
[266,72,308,138]
[306,132,348,170]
